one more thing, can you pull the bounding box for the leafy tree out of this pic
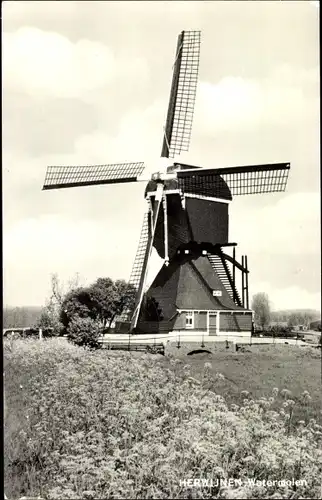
[107,279,136,327]
[88,278,136,330]
[251,292,271,330]
[60,287,96,334]
[59,277,136,334]
[67,315,101,349]
[87,278,115,328]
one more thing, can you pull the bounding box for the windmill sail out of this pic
[130,183,164,330]
[128,212,150,290]
[161,30,201,159]
[42,162,145,190]
[117,212,150,322]
[177,163,290,196]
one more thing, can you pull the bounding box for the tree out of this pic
[88,278,136,330]
[60,286,96,334]
[87,278,115,328]
[59,277,137,333]
[251,292,271,330]
[37,273,83,335]
[108,279,136,327]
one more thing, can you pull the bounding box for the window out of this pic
[186,310,194,329]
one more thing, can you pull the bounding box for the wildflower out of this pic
[204,362,212,370]
[258,398,270,409]
[280,388,292,399]
[301,391,312,403]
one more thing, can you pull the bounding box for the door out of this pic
[208,312,217,336]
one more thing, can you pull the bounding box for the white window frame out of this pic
[186,310,194,329]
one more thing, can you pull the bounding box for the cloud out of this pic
[230,192,320,257]
[73,99,166,165]
[195,65,318,135]
[2,27,149,99]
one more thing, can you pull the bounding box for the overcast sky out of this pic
[3,1,320,311]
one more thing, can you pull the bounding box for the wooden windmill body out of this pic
[43,31,290,337]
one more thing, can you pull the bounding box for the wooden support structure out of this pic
[163,194,169,265]
[232,247,236,304]
[245,255,249,309]
[241,255,245,307]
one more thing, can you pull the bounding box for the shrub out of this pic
[66,316,101,349]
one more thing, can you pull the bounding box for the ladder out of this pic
[208,254,243,307]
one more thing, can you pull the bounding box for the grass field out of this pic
[164,344,322,423]
[4,338,322,499]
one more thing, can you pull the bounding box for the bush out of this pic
[66,316,101,349]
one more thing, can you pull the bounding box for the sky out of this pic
[3,0,320,312]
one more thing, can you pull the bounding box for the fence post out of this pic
[39,328,43,340]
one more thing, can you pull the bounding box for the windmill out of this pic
[43,31,290,337]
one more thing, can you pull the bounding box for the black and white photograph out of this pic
[3,1,321,499]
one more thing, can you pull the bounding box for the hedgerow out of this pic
[4,339,322,499]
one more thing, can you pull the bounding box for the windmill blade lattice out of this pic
[161,31,201,159]
[43,162,145,190]
[117,212,150,322]
[129,212,150,290]
[177,163,290,197]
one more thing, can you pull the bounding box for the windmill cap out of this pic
[145,178,179,197]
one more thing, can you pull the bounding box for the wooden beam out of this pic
[163,194,169,265]
[245,255,249,309]
[241,255,245,307]
[221,251,249,273]
[233,247,236,304]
